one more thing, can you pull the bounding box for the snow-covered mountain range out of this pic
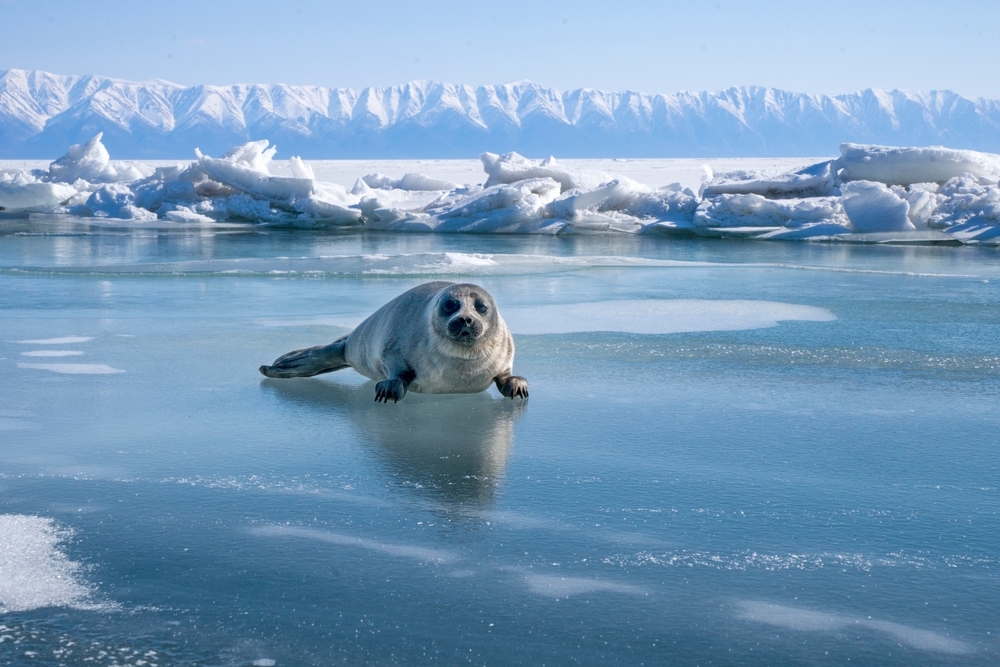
[3,68,1000,159]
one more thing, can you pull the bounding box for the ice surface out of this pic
[4,229,1000,665]
[0,515,98,613]
[503,300,836,335]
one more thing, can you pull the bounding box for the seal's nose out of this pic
[461,316,473,325]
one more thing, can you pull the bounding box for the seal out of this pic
[259,281,529,403]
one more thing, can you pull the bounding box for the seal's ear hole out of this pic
[475,301,489,315]
[442,298,461,315]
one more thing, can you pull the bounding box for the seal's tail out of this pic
[259,336,349,378]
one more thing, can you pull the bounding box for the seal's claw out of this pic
[497,375,529,400]
[260,364,302,379]
[375,378,406,404]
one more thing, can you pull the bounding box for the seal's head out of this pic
[432,283,499,347]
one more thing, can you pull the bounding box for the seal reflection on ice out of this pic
[260,282,529,403]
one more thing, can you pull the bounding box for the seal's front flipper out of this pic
[495,373,529,399]
[260,338,348,378]
[374,368,415,403]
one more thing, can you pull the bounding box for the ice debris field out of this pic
[3,133,1000,243]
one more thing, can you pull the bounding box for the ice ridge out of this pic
[5,133,1000,243]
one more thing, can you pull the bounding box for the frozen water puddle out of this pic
[0,514,106,613]
[504,299,836,335]
[736,600,971,655]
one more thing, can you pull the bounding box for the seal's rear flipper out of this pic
[260,338,349,378]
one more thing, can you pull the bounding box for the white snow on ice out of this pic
[735,600,972,655]
[20,350,84,357]
[14,336,93,345]
[521,574,645,598]
[503,300,836,335]
[17,363,124,375]
[250,525,457,564]
[0,515,102,613]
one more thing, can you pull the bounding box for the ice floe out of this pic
[5,133,1000,243]
[14,336,93,344]
[836,143,1000,185]
[841,181,914,232]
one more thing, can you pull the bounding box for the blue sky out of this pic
[1,0,997,97]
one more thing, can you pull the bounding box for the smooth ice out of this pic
[2,226,999,666]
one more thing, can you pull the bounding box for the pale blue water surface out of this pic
[2,218,999,666]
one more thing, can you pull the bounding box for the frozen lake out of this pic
[2,220,999,666]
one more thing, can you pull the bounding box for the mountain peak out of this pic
[1,69,999,159]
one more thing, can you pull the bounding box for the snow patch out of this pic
[250,525,456,563]
[14,336,93,344]
[20,350,84,357]
[0,515,103,613]
[736,601,971,655]
[521,574,645,598]
[18,363,124,374]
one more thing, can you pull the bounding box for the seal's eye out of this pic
[475,301,489,315]
[442,298,460,314]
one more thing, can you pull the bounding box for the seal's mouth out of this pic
[447,316,483,343]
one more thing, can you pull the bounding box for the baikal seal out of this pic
[260,281,528,403]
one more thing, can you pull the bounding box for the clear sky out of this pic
[1,0,997,98]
